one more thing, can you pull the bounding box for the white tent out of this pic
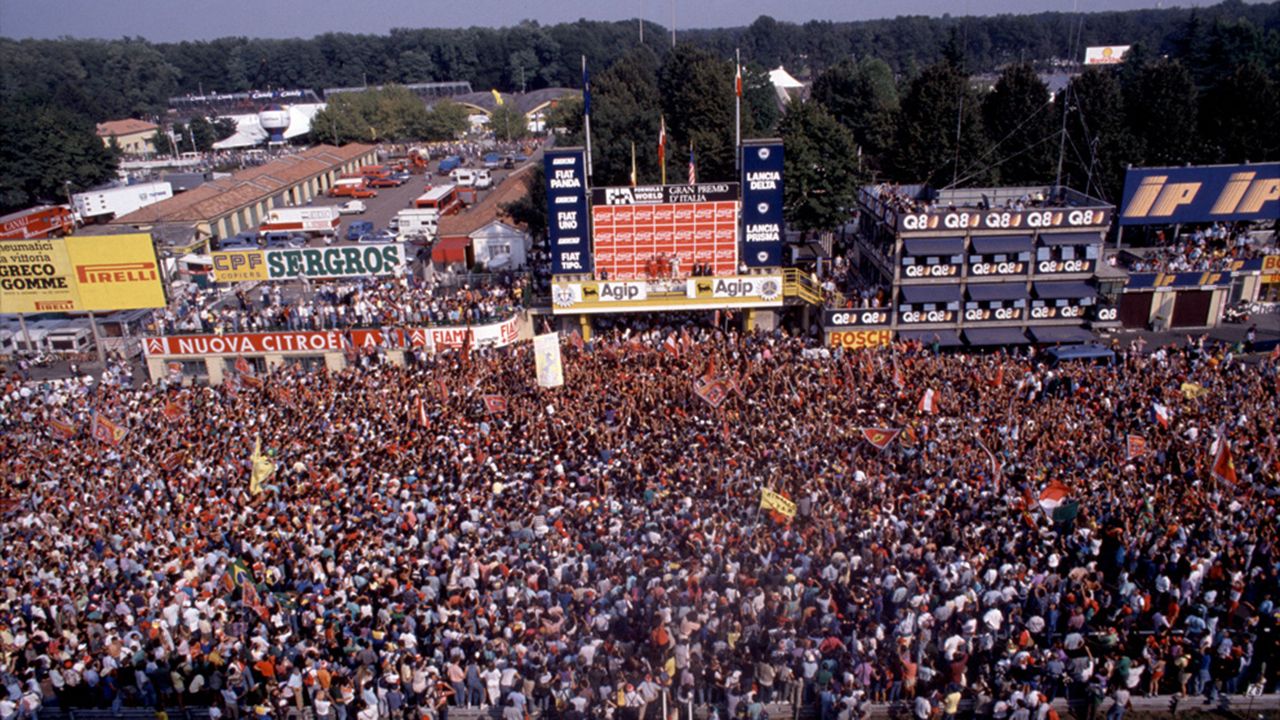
[768,66,807,105]
[212,103,327,150]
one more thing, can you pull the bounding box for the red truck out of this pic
[0,205,78,240]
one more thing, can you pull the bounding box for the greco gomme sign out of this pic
[741,141,784,268]
[1119,163,1280,226]
[210,244,406,283]
[1,234,165,313]
[544,149,592,275]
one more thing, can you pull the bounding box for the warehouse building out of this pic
[111,144,376,252]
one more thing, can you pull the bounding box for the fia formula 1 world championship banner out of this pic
[1120,163,1279,225]
[740,140,785,268]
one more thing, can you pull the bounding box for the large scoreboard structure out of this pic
[545,139,789,315]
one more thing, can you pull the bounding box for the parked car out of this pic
[437,156,462,175]
[474,169,493,190]
[218,233,259,251]
[366,176,403,188]
[482,152,502,169]
[346,221,374,242]
[262,231,307,249]
[502,156,516,169]
[338,200,367,215]
[358,229,399,244]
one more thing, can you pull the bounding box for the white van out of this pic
[474,169,493,190]
[394,209,440,239]
[451,168,477,187]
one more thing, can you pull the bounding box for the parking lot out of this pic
[301,152,535,246]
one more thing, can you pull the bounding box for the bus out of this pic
[413,185,462,216]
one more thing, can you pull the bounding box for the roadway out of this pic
[301,153,533,246]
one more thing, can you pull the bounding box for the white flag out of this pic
[534,332,564,388]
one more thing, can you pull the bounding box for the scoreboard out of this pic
[589,184,739,279]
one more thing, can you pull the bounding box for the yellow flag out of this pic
[759,487,796,518]
[491,89,504,106]
[1179,382,1208,400]
[249,434,275,496]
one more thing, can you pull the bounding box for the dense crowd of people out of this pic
[159,275,529,336]
[1,327,1278,720]
[1119,226,1273,275]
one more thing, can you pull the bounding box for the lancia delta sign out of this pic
[740,140,785,267]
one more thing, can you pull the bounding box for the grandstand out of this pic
[167,89,323,119]
[323,80,473,101]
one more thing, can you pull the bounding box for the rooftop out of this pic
[96,118,158,137]
[112,144,374,226]
[438,165,533,238]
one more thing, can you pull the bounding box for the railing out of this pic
[783,268,824,305]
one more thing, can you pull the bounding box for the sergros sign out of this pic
[211,244,406,283]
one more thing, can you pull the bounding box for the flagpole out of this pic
[582,55,594,178]
[734,47,741,172]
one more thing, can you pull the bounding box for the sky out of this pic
[0,0,1223,42]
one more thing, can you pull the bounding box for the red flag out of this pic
[91,414,128,446]
[414,396,428,427]
[1125,434,1147,461]
[917,388,937,414]
[240,581,269,621]
[892,366,905,390]
[162,401,186,422]
[235,356,252,376]
[1152,402,1171,429]
[1211,430,1238,486]
[483,395,508,414]
[663,335,681,358]
[693,376,731,408]
[735,62,743,97]
[460,324,473,365]
[860,427,901,450]
[47,416,78,439]
[160,449,187,472]
[435,378,449,403]
[658,116,667,175]
[991,365,1005,388]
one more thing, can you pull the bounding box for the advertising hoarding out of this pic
[590,184,739,279]
[1119,163,1280,225]
[210,244,407,283]
[740,141,785,267]
[0,233,165,313]
[544,149,593,274]
[1084,46,1130,65]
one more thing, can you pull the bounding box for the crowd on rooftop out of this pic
[1,326,1277,720]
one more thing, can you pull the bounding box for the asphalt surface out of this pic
[301,155,528,245]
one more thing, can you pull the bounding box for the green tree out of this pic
[501,165,547,241]
[659,45,737,182]
[585,47,663,186]
[1198,62,1279,164]
[891,62,988,187]
[1058,69,1134,204]
[742,63,780,137]
[779,100,862,233]
[419,100,469,141]
[811,57,899,175]
[1123,58,1198,166]
[981,63,1055,185]
[489,103,529,141]
[0,106,118,213]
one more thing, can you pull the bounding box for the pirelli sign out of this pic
[0,233,165,313]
